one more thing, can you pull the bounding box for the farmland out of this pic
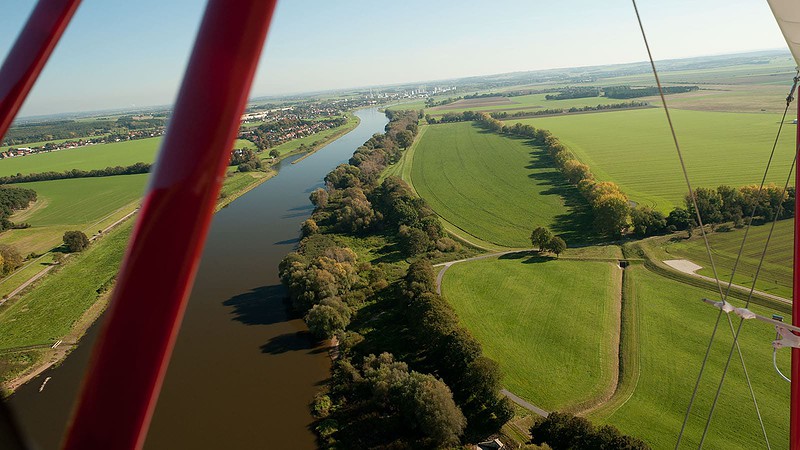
[508,108,795,211]
[0,137,255,177]
[442,256,620,410]
[408,121,594,247]
[653,219,794,299]
[442,256,789,449]
[595,266,788,449]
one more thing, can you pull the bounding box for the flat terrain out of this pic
[0,174,147,255]
[594,266,788,449]
[429,93,635,116]
[0,220,132,350]
[0,137,255,177]
[656,219,793,299]
[443,256,619,410]
[509,108,795,211]
[409,122,593,247]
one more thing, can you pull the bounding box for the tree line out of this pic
[0,162,151,184]
[280,110,512,447]
[545,87,600,100]
[603,85,698,99]
[0,187,37,233]
[489,101,649,120]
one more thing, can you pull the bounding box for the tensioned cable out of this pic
[699,151,798,449]
[698,72,798,448]
[629,3,738,448]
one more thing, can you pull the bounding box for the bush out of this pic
[63,230,90,253]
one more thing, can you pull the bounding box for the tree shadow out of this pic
[222,284,291,326]
[260,331,317,355]
[525,144,598,245]
[273,237,300,246]
[370,239,406,264]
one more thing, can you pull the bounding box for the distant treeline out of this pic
[3,115,166,146]
[426,103,646,124]
[280,110,512,447]
[540,85,699,101]
[0,162,151,185]
[0,187,37,233]
[603,85,698,99]
[545,87,600,100]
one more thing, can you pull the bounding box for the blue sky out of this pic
[0,0,789,117]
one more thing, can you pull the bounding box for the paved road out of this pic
[501,389,548,417]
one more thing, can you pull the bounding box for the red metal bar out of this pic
[61,1,277,448]
[793,97,800,450]
[0,0,80,140]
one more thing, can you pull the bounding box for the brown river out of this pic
[5,107,388,449]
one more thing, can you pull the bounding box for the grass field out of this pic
[0,220,132,350]
[655,219,793,299]
[429,93,636,116]
[594,266,788,449]
[0,174,147,255]
[508,108,795,211]
[0,137,255,177]
[443,256,620,411]
[409,122,594,247]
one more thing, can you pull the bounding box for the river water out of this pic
[6,107,388,449]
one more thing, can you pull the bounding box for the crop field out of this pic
[0,137,255,177]
[442,256,620,411]
[509,108,795,211]
[656,219,793,299]
[594,266,788,449]
[429,93,635,116]
[409,122,594,247]
[0,175,147,255]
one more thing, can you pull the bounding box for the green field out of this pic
[0,220,132,350]
[443,256,620,410]
[656,219,793,299]
[409,122,593,247]
[0,137,255,177]
[429,93,636,116]
[443,257,789,449]
[0,175,147,255]
[509,108,795,211]
[595,266,788,449]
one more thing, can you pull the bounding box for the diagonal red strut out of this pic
[793,91,800,450]
[0,0,81,140]
[61,0,278,448]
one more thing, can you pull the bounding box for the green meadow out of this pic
[408,122,594,247]
[442,257,789,449]
[0,137,255,177]
[655,219,794,299]
[596,266,788,449]
[443,256,620,410]
[510,108,795,211]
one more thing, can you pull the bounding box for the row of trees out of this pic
[281,110,510,447]
[488,101,648,120]
[0,162,150,185]
[529,412,649,449]
[545,87,600,100]
[687,184,794,226]
[0,187,37,233]
[603,85,698,99]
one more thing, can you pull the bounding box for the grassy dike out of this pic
[0,117,360,394]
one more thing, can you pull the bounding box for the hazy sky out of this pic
[0,0,789,117]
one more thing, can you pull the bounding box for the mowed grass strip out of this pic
[659,219,793,299]
[0,220,132,349]
[509,108,795,211]
[597,266,788,449]
[442,256,619,410]
[411,122,592,247]
[0,137,255,177]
